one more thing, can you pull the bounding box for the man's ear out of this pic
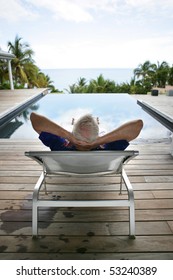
[71,118,75,125]
[96,117,100,125]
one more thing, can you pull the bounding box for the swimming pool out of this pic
[0,93,170,143]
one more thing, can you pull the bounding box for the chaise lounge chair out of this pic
[25,150,138,238]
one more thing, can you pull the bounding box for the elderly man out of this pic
[30,112,143,151]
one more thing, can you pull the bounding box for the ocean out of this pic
[42,68,134,92]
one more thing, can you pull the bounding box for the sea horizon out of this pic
[42,68,134,92]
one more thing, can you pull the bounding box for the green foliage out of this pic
[0,35,60,92]
[133,60,171,91]
[67,60,173,94]
[0,81,10,90]
[1,36,173,95]
[66,74,131,94]
[168,66,173,85]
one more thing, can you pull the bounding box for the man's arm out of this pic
[30,112,85,147]
[69,119,143,151]
[30,113,143,151]
[80,119,143,150]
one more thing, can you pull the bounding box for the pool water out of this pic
[0,93,170,143]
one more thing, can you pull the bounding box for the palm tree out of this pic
[66,83,77,93]
[8,35,35,85]
[134,60,155,81]
[168,65,173,85]
[66,77,87,93]
[0,59,9,87]
[88,74,108,93]
[77,77,87,87]
[24,62,39,88]
[152,61,169,87]
[76,77,87,93]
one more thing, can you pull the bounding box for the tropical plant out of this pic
[67,75,131,94]
[130,80,151,94]
[75,77,88,93]
[4,35,60,92]
[89,74,108,93]
[23,62,40,88]
[133,60,172,92]
[0,59,9,86]
[66,83,77,93]
[152,61,169,87]
[134,60,155,81]
[168,66,173,85]
[8,35,35,85]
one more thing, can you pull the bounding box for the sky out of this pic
[0,0,173,69]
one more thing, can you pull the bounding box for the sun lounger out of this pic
[25,150,138,238]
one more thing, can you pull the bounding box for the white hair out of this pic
[72,114,99,142]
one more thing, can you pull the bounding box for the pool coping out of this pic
[137,100,173,132]
[0,88,48,128]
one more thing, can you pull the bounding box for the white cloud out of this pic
[27,0,120,22]
[0,0,38,22]
[125,0,173,19]
[1,0,173,23]
[1,0,173,68]
[33,33,173,69]
[27,0,93,22]
[125,0,154,7]
[76,0,119,13]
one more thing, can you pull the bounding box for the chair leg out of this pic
[129,200,135,239]
[119,172,123,194]
[122,168,135,238]
[43,169,48,195]
[32,172,44,238]
[32,202,38,238]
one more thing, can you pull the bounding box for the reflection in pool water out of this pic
[0,93,171,143]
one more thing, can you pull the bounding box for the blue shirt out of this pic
[39,131,129,151]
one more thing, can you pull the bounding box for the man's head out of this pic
[72,114,99,142]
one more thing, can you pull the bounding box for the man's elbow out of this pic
[30,112,36,121]
[30,112,36,127]
[136,119,143,136]
[137,119,143,130]
[30,112,41,134]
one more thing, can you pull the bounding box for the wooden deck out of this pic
[0,139,173,260]
[133,94,173,120]
[0,88,48,127]
[133,94,173,133]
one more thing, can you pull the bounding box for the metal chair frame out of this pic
[25,150,138,239]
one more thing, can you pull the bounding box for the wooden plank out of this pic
[167,221,173,233]
[144,176,173,183]
[0,190,155,200]
[1,182,173,191]
[2,163,173,171]
[152,190,173,198]
[1,174,173,185]
[1,198,173,210]
[1,252,173,260]
[135,199,173,209]
[126,164,173,170]
[132,182,173,190]
[1,209,173,222]
[1,235,173,253]
[0,175,146,184]
[1,169,173,176]
[0,221,171,236]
